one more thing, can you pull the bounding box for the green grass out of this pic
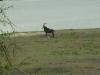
[9,29,100,75]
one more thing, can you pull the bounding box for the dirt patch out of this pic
[11,32,44,37]
[24,67,71,74]
[10,68,30,75]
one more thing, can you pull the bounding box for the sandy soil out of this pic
[11,32,44,37]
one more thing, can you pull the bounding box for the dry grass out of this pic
[8,28,100,75]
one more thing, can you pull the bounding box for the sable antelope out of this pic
[43,23,55,38]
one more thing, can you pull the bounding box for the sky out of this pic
[5,0,100,32]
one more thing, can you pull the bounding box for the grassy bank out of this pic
[9,29,100,75]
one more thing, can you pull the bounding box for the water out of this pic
[5,0,100,32]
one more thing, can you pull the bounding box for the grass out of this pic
[8,28,100,75]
